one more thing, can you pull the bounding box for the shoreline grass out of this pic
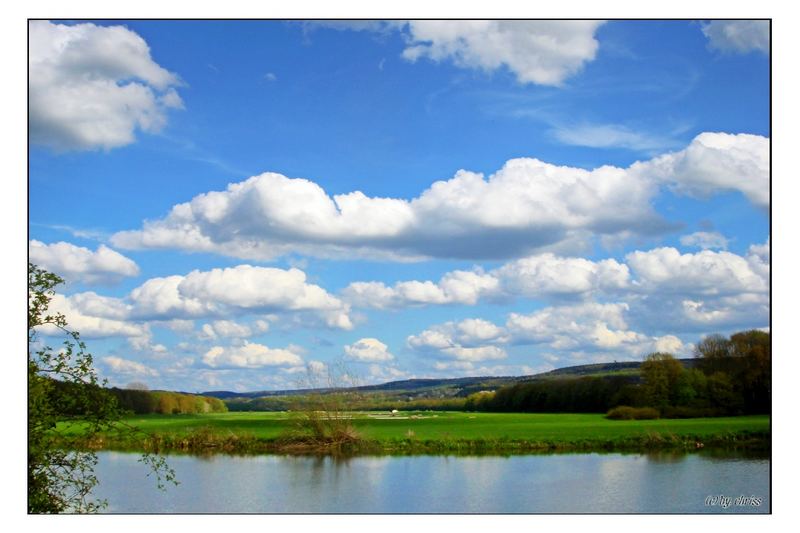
[55,411,770,457]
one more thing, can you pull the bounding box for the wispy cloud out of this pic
[475,90,689,154]
[159,134,253,177]
[550,122,682,153]
[679,231,729,250]
[31,222,110,242]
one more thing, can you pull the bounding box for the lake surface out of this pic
[93,451,769,513]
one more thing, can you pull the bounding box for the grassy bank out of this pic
[57,411,770,456]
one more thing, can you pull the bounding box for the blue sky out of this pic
[28,19,770,392]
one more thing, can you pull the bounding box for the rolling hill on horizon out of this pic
[197,358,699,400]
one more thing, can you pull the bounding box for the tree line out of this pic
[109,387,228,415]
[227,394,467,412]
[464,329,770,417]
[42,379,228,415]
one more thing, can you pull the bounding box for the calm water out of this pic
[92,451,769,513]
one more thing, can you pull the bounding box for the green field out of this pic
[59,411,770,455]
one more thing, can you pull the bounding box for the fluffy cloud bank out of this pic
[29,20,183,151]
[112,133,768,262]
[623,239,770,334]
[409,303,687,365]
[344,239,768,309]
[344,254,629,309]
[505,302,683,355]
[126,265,353,329]
[29,240,139,285]
[702,20,769,54]
[34,264,353,350]
[356,240,769,337]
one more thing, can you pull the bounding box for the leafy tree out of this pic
[730,330,771,413]
[28,264,174,513]
[694,334,734,374]
[674,368,707,407]
[706,371,742,412]
[640,352,684,408]
[109,387,157,414]
[694,330,770,414]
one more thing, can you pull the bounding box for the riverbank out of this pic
[56,411,770,456]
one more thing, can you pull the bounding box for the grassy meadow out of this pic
[58,411,770,455]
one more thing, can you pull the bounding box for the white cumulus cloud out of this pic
[180,265,347,315]
[626,247,768,296]
[29,20,183,151]
[129,275,219,319]
[344,338,395,362]
[29,240,139,285]
[506,302,632,349]
[37,293,148,340]
[342,236,770,317]
[343,269,499,309]
[673,293,769,331]
[111,133,768,262]
[702,20,769,54]
[748,237,770,264]
[408,303,685,364]
[344,253,630,309]
[408,318,509,362]
[35,263,353,357]
[309,20,604,86]
[494,253,630,297]
[401,20,604,86]
[633,132,769,209]
[126,265,353,329]
[200,320,264,339]
[505,302,685,357]
[622,239,769,334]
[203,342,304,369]
[102,356,159,377]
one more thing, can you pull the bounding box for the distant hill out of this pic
[203,375,519,400]
[201,358,698,400]
[525,358,698,379]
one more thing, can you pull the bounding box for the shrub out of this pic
[606,406,660,420]
[283,363,363,449]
